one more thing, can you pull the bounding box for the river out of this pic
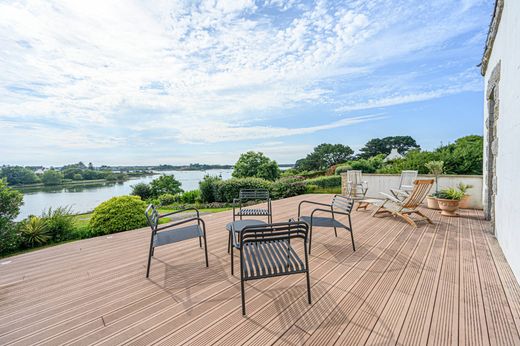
[16,169,233,220]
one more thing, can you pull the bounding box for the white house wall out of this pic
[483,0,520,281]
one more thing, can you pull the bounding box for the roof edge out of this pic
[481,0,504,76]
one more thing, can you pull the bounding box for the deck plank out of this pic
[0,195,518,346]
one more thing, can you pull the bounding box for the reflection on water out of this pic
[17,169,233,220]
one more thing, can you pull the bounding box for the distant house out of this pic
[383,148,403,162]
[481,0,520,280]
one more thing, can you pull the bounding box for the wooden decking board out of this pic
[395,211,452,345]
[302,210,427,345]
[0,195,519,345]
[364,210,441,345]
[190,212,398,346]
[458,209,490,346]
[332,209,432,345]
[471,210,520,345]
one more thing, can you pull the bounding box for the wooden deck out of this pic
[1,194,520,345]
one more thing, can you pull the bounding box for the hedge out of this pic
[215,177,273,203]
[303,175,341,188]
[89,196,148,236]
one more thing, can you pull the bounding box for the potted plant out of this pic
[436,187,465,216]
[457,182,473,209]
[424,160,444,209]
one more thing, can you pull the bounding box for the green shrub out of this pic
[72,173,83,180]
[131,182,153,200]
[20,216,51,247]
[0,221,22,256]
[304,175,341,188]
[180,190,201,204]
[199,175,222,203]
[232,151,281,181]
[89,196,148,236]
[215,177,273,203]
[0,179,24,256]
[271,176,307,199]
[41,206,76,242]
[158,193,179,206]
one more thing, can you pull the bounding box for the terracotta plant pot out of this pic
[426,196,440,210]
[436,198,460,217]
[459,195,470,209]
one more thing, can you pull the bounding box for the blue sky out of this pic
[0,0,492,166]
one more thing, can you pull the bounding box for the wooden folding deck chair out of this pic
[370,179,434,228]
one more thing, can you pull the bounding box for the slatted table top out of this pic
[1,194,520,345]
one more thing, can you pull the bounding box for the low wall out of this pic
[341,173,483,209]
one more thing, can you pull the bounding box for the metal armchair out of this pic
[297,195,355,254]
[145,205,208,278]
[236,221,311,315]
[233,189,272,223]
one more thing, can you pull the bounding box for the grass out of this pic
[306,186,342,194]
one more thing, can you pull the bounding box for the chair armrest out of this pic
[156,217,205,232]
[379,192,402,204]
[298,200,332,218]
[160,208,200,219]
[309,208,350,218]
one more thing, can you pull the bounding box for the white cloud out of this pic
[0,0,491,163]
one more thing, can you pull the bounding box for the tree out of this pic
[439,135,483,175]
[232,151,281,181]
[42,169,63,186]
[358,136,420,159]
[0,166,39,185]
[149,175,183,197]
[0,179,24,255]
[88,162,94,170]
[131,183,153,200]
[295,144,354,171]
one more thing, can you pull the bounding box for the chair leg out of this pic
[199,236,202,248]
[370,205,384,217]
[306,271,312,304]
[227,232,231,254]
[415,211,434,224]
[203,235,209,267]
[146,234,154,278]
[231,245,234,275]
[308,223,313,254]
[350,229,356,251]
[240,249,246,315]
[398,213,418,228]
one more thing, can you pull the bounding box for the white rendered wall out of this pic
[341,173,483,208]
[483,0,520,281]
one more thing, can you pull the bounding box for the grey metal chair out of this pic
[297,195,355,254]
[233,189,272,223]
[235,221,311,315]
[145,205,208,278]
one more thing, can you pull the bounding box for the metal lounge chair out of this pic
[297,195,355,254]
[235,221,311,315]
[233,189,272,223]
[390,170,418,200]
[145,205,208,278]
[370,179,434,228]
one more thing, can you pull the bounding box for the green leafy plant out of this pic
[437,187,465,201]
[21,216,51,247]
[41,206,75,242]
[179,190,201,204]
[457,182,473,195]
[158,193,179,206]
[0,179,24,255]
[89,196,148,236]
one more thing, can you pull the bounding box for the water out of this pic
[16,169,233,220]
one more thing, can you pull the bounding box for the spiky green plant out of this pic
[21,216,51,247]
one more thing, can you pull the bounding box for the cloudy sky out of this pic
[0,0,492,166]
